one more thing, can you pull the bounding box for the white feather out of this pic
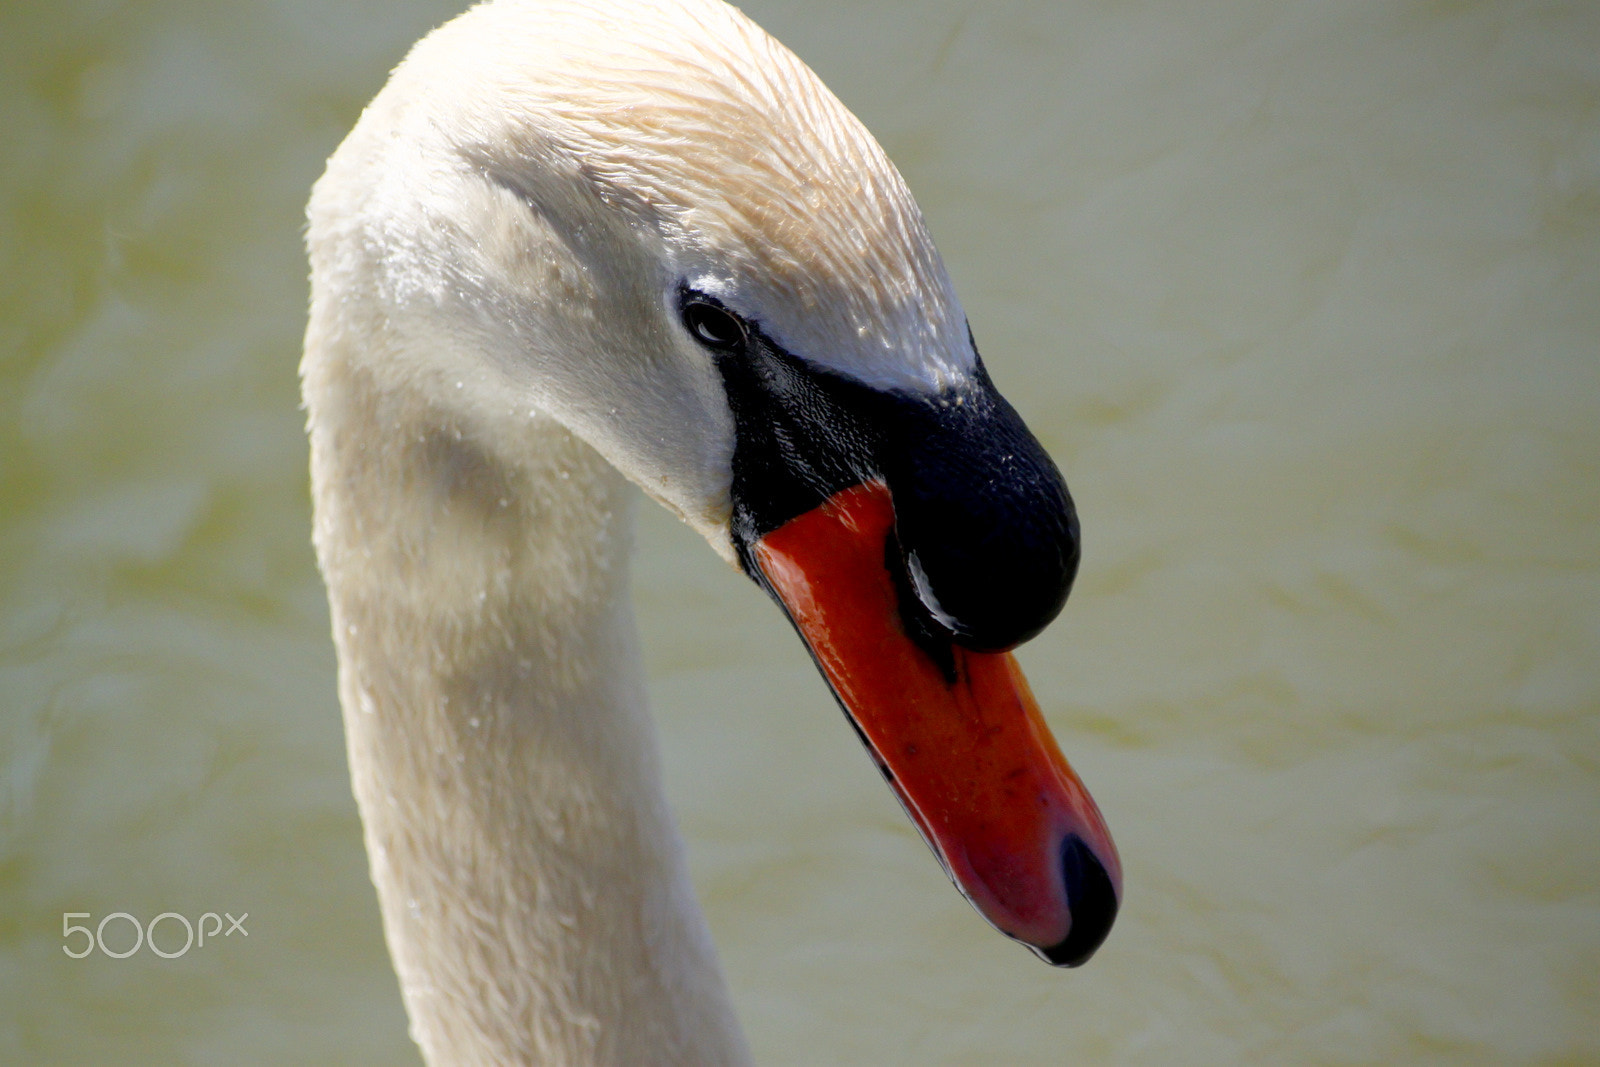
[302,0,975,1061]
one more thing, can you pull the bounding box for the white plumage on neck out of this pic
[303,359,749,1064]
[303,0,982,1061]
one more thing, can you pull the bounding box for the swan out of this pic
[301,0,1120,1062]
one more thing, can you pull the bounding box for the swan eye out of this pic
[682,301,747,350]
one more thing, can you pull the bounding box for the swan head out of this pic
[307,0,1117,966]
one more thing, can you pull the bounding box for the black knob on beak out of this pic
[880,367,1078,653]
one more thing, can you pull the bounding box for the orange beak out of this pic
[751,479,1121,965]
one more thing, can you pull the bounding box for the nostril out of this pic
[904,548,961,634]
[1035,834,1119,968]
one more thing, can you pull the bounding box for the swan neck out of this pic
[304,359,750,1065]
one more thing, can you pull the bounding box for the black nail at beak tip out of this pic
[1035,834,1119,968]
